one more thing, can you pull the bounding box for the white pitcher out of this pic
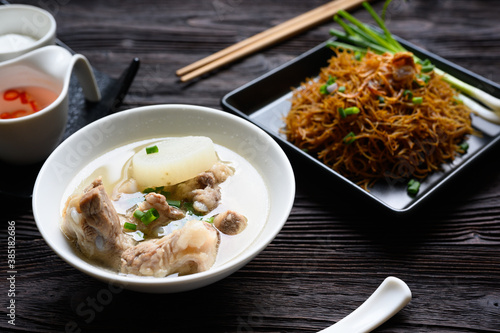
[0,45,101,164]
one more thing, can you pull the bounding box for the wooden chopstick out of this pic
[177,0,368,82]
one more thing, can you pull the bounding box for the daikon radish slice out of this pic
[132,136,218,188]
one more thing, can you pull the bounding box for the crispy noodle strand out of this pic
[283,48,473,189]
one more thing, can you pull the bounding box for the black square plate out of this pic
[221,37,500,213]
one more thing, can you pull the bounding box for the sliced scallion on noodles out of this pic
[328,1,500,123]
[284,44,473,190]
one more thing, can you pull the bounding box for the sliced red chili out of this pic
[0,112,11,119]
[11,110,29,118]
[3,89,19,101]
[29,100,39,112]
[19,91,29,104]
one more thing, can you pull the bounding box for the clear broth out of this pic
[62,138,270,272]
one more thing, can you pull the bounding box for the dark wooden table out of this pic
[2,0,500,332]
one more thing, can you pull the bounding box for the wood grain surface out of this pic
[1,0,500,332]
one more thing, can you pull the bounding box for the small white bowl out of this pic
[0,46,101,165]
[0,4,56,62]
[32,104,295,293]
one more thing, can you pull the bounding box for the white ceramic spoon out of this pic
[319,276,412,333]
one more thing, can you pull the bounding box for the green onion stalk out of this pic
[328,1,500,124]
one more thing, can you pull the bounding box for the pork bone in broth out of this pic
[61,137,269,273]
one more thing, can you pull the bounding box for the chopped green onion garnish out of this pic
[339,106,360,118]
[378,96,385,103]
[354,51,362,61]
[133,208,159,225]
[421,64,435,73]
[133,210,145,220]
[202,216,215,223]
[146,145,159,154]
[338,107,346,118]
[124,222,137,230]
[412,97,423,104]
[417,73,431,84]
[338,86,346,93]
[344,106,360,115]
[142,208,159,225]
[319,76,337,95]
[407,179,420,196]
[403,89,413,99]
[343,132,356,144]
[326,76,336,85]
[166,199,181,208]
[417,59,435,73]
[459,142,469,153]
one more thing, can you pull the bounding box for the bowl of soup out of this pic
[32,104,295,293]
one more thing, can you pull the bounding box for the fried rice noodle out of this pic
[283,48,473,189]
